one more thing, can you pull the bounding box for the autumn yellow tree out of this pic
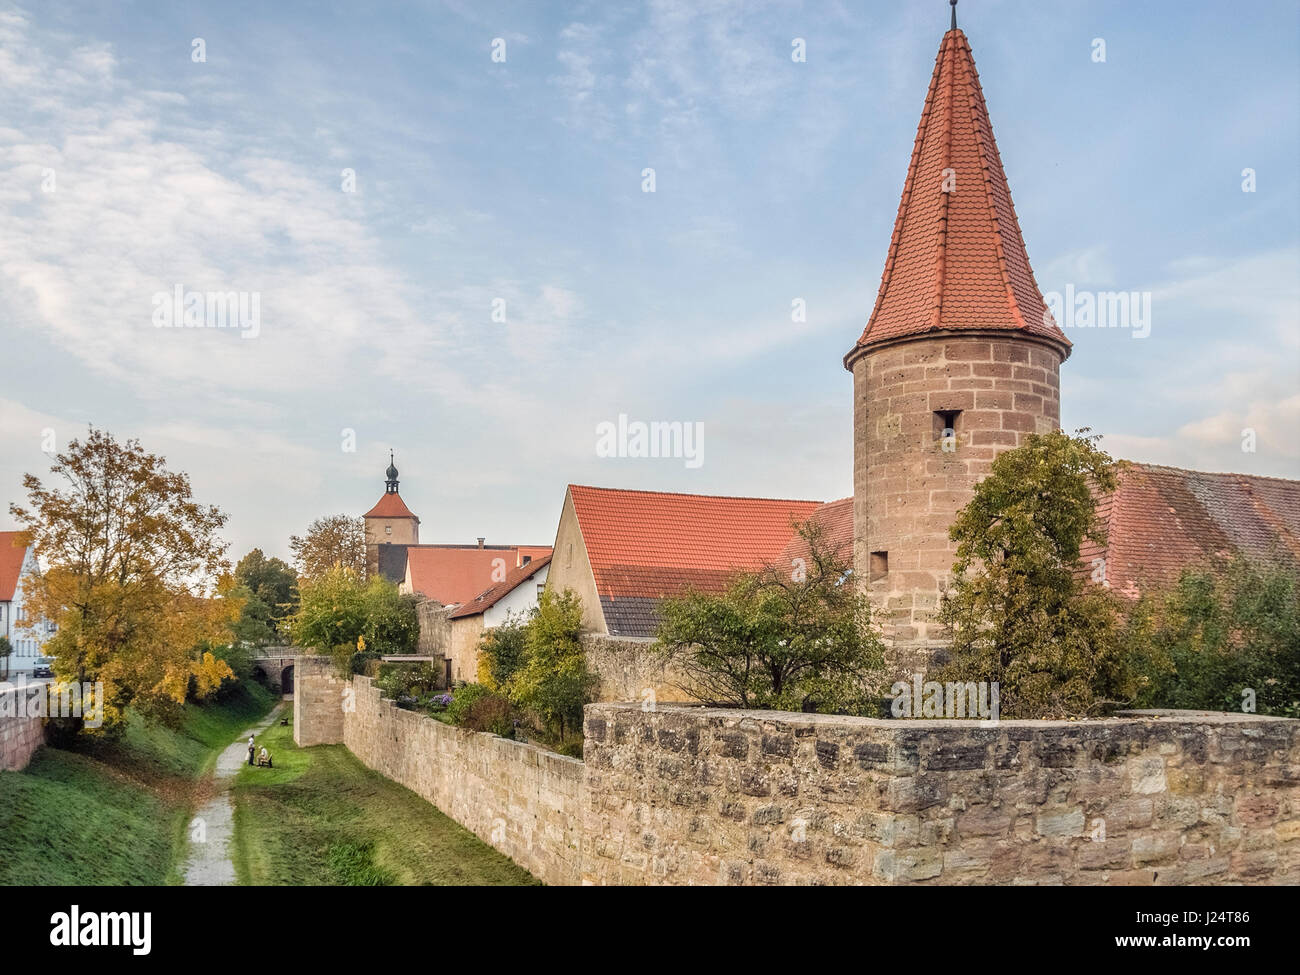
[289,514,367,581]
[9,429,237,733]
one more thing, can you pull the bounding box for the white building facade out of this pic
[0,534,54,676]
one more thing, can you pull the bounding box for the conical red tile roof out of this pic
[846,28,1070,365]
[364,492,417,519]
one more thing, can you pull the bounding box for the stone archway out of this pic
[281,665,294,699]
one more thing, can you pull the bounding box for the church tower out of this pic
[845,4,1072,675]
[364,451,420,580]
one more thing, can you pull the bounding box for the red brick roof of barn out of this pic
[448,555,552,620]
[364,491,418,520]
[1082,463,1300,599]
[846,27,1070,365]
[567,485,825,636]
[0,532,26,602]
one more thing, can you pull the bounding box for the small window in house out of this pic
[934,410,961,448]
[869,551,889,581]
[385,525,392,535]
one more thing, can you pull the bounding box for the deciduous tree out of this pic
[9,429,236,732]
[935,429,1130,718]
[655,519,884,712]
[289,514,366,581]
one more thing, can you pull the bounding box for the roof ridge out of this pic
[960,30,1028,335]
[569,484,824,505]
[1125,461,1300,486]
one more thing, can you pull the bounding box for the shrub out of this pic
[374,663,439,708]
[350,651,382,676]
[476,612,531,692]
[656,519,883,712]
[511,589,597,740]
[462,694,516,738]
[1129,558,1300,716]
[443,683,492,725]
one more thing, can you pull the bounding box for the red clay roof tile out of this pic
[0,532,26,602]
[447,554,552,619]
[364,492,418,519]
[1083,464,1300,598]
[406,545,552,606]
[847,28,1070,364]
[567,485,826,635]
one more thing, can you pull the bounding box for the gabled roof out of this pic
[846,27,1069,364]
[406,545,553,606]
[364,492,418,519]
[567,485,824,637]
[448,555,552,620]
[0,532,27,602]
[1083,464,1300,598]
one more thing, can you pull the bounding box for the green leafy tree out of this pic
[290,566,367,652]
[476,611,531,692]
[0,635,11,680]
[655,519,884,711]
[289,567,418,657]
[1129,558,1300,717]
[935,429,1130,718]
[510,589,596,741]
[231,548,297,644]
[361,575,421,655]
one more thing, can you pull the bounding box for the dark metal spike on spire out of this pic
[950,0,958,31]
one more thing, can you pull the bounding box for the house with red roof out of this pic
[545,484,833,639]
[0,531,54,677]
[442,555,552,682]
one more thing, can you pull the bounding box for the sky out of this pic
[1,0,1297,566]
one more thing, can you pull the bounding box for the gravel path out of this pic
[181,702,285,886]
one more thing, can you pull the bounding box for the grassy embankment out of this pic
[231,707,540,885]
[0,682,275,885]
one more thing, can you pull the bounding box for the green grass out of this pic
[231,708,541,886]
[0,681,275,886]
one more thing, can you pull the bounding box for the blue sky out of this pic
[1,0,1297,565]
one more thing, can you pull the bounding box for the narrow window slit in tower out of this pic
[934,409,961,448]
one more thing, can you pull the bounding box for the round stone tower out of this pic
[844,16,1072,676]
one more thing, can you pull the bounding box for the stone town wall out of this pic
[294,657,581,885]
[416,599,452,656]
[0,682,46,771]
[581,704,1300,886]
[292,656,349,746]
[583,634,697,704]
[446,616,484,684]
[294,659,1299,886]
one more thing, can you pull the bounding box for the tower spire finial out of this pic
[384,450,400,493]
[950,0,957,31]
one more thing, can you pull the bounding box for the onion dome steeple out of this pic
[385,450,399,494]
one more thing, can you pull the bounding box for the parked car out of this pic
[32,661,53,678]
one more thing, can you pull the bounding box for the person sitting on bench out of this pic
[258,746,273,768]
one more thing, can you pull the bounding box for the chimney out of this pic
[477,537,485,549]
